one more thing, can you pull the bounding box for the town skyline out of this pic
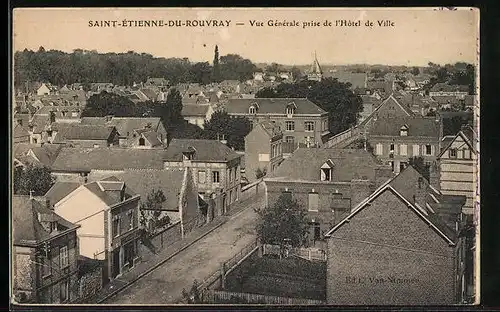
[13,8,478,67]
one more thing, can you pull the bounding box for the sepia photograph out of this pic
[10,7,480,307]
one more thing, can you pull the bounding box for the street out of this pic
[103,193,265,304]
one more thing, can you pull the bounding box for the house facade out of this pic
[244,121,284,183]
[163,139,242,215]
[324,167,467,305]
[49,178,141,282]
[225,98,330,149]
[181,103,215,129]
[13,196,80,304]
[437,126,477,216]
[263,148,393,246]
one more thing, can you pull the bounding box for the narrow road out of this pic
[103,193,265,304]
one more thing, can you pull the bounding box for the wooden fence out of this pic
[262,244,327,262]
[204,290,325,305]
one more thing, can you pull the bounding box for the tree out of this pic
[212,45,221,83]
[139,189,169,234]
[181,280,202,304]
[290,66,302,82]
[219,54,258,82]
[203,111,251,151]
[159,88,183,127]
[265,62,281,75]
[255,78,363,135]
[255,168,267,179]
[408,156,430,181]
[411,67,420,76]
[255,193,309,255]
[13,165,55,196]
[191,62,212,85]
[82,91,138,117]
[443,114,473,136]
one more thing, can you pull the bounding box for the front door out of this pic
[112,249,120,278]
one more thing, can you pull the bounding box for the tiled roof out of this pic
[12,195,78,246]
[83,179,136,206]
[164,139,242,163]
[430,83,469,92]
[325,166,459,244]
[225,98,326,115]
[13,143,63,168]
[52,124,116,142]
[142,131,162,147]
[13,123,30,138]
[370,116,440,137]
[139,88,159,101]
[111,169,187,211]
[182,104,211,117]
[266,148,382,182]
[51,147,166,172]
[45,181,81,205]
[80,117,162,136]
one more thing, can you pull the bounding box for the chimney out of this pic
[45,198,52,210]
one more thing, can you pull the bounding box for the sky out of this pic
[13,7,479,66]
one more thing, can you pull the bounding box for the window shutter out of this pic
[320,169,326,181]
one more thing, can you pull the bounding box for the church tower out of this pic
[307,51,323,82]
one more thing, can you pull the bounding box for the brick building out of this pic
[324,166,468,305]
[225,98,330,149]
[12,195,80,303]
[263,148,393,246]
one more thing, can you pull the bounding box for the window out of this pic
[449,148,457,158]
[229,168,233,182]
[286,106,295,115]
[390,143,395,152]
[60,279,69,302]
[249,106,256,114]
[212,171,220,183]
[113,216,121,237]
[322,119,328,131]
[71,111,78,117]
[412,144,420,156]
[198,170,206,184]
[285,121,295,131]
[400,144,407,156]
[308,192,319,212]
[400,125,408,136]
[425,144,432,155]
[127,210,134,230]
[321,160,334,181]
[305,121,314,132]
[93,144,100,148]
[463,149,471,159]
[375,143,383,155]
[139,137,145,146]
[285,136,294,143]
[59,246,69,268]
[304,136,313,146]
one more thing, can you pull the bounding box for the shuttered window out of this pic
[308,192,319,212]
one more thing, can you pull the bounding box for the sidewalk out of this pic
[85,193,260,304]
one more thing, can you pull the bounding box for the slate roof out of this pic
[52,124,116,142]
[139,88,159,101]
[51,147,166,172]
[266,148,382,182]
[83,178,136,206]
[326,72,368,89]
[370,116,440,138]
[80,117,162,136]
[164,139,242,163]
[225,98,326,115]
[13,143,63,168]
[13,123,30,139]
[182,104,211,117]
[12,195,79,246]
[111,169,187,211]
[44,181,81,205]
[142,131,162,147]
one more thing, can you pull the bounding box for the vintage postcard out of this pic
[10,7,480,307]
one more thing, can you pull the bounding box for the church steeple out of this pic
[308,51,323,81]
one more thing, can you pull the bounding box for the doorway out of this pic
[112,249,120,278]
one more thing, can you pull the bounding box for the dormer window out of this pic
[400,125,408,136]
[249,106,257,114]
[320,159,335,181]
[286,103,296,116]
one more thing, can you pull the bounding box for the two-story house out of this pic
[244,120,284,183]
[429,83,469,97]
[46,177,141,282]
[437,125,477,216]
[181,103,215,129]
[12,195,80,304]
[324,166,468,305]
[263,148,393,246]
[225,98,330,150]
[163,139,243,216]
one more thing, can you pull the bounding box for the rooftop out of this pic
[164,139,242,163]
[226,98,326,115]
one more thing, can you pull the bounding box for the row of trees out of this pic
[82,90,252,151]
[256,77,363,135]
[14,46,259,88]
